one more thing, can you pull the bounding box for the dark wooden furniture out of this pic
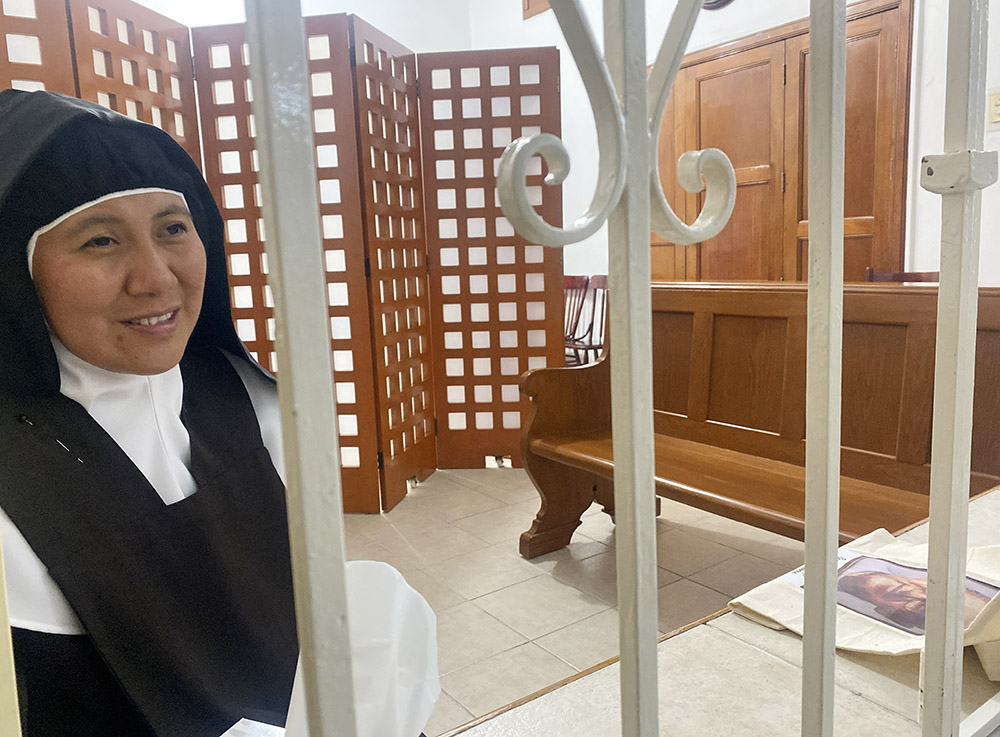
[650,0,912,283]
[564,275,590,366]
[567,275,608,365]
[516,283,1000,558]
[865,268,939,282]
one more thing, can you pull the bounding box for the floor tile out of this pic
[397,569,466,613]
[656,578,732,633]
[423,691,474,737]
[655,527,741,576]
[435,601,527,675]
[535,608,623,670]
[523,537,610,574]
[440,642,576,717]
[365,516,491,568]
[574,509,617,545]
[548,549,681,606]
[678,513,786,552]
[424,547,544,599]
[688,552,791,598]
[474,575,610,639]
[450,502,539,545]
[656,498,715,528]
[747,534,806,569]
[397,482,508,523]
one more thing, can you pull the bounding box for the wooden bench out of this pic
[516,283,1000,559]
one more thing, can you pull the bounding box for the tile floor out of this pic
[343,467,805,736]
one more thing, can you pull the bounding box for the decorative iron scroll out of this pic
[497,0,736,248]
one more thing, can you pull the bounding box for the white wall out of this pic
[133,0,473,53]
[470,0,1000,281]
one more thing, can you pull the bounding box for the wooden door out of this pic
[783,8,907,281]
[650,87,698,280]
[681,44,785,281]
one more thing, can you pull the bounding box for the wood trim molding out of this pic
[680,0,908,68]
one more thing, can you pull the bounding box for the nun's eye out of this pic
[164,222,189,237]
[83,235,115,249]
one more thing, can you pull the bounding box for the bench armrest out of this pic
[519,355,611,439]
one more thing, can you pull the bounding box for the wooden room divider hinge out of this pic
[783,62,787,85]
[62,0,82,98]
[415,77,421,99]
[377,451,384,470]
[781,171,786,193]
[348,43,357,69]
[433,417,438,435]
[364,256,371,277]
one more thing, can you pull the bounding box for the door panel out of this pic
[651,85,697,280]
[784,9,904,281]
[683,44,785,281]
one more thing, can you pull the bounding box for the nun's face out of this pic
[31,191,206,374]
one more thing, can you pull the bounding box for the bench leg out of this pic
[519,454,600,558]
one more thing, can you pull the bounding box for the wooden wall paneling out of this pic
[349,16,436,508]
[650,85,695,280]
[840,321,907,456]
[650,311,693,414]
[0,0,76,94]
[68,0,199,163]
[972,327,1000,478]
[782,7,906,281]
[706,314,788,432]
[192,17,383,513]
[418,47,563,469]
[683,43,785,281]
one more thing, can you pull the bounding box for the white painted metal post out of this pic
[802,2,846,736]
[499,3,734,736]
[605,0,660,735]
[0,533,22,737]
[244,2,358,736]
[920,0,997,734]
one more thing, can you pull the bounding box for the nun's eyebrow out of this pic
[153,205,192,219]
[66,213,121,235]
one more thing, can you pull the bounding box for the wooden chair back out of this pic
[573,275,608,364]
[648,283,1000,495]
[563,275,590,341]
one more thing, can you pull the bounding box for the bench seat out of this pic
[529,432,931,543]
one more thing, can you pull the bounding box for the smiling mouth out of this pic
[124,310,178,326]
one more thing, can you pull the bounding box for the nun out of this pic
[0,90,437,737]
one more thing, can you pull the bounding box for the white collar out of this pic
[52,337,197,505]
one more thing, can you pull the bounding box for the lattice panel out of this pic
[418,48,563,468]
[67,0,199,162]
[192,16,382,513]
[349,16,436,509]
[0,0,76,94]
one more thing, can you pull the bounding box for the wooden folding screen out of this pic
[348,17,437,509]
[417,48,563,468]
[0,0,75,94]
[192,16,383,513]
[67,0,199,162]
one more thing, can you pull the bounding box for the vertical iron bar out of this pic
[605,1,659,736]
[244,1,358,735]
[0,537,22,737]
[802,0,846,735]
[921,1,991,734]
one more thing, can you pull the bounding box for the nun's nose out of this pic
[124,238,178,296]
